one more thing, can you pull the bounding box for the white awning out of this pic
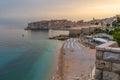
[93,38,108,43]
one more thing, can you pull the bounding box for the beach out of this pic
[54,38,96,80]
[53,42,65,80]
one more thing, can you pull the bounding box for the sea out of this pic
[0,26,63,80]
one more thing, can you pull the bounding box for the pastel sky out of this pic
[0,0,120,26]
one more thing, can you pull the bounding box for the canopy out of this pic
[93,38,108,43]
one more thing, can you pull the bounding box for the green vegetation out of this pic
[108,27,120,47]
[113,28,120,47]
[112,18,120,27]
[93,28,103,34]
[64,26,71,28]
[93,28,109,34]
[69,33,80,37]
[110,18,120,46]
[106,23,110,27]
[104,29,109,33]
[108,30,114,35]
[69,34,76,37]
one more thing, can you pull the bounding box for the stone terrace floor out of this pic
[63,38,96,80]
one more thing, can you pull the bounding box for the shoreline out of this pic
[52,42,65,80]
[52,38,96,80]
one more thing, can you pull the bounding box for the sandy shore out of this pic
[63,47,95,80]
[53,43,64,80]
[54,39,96,80]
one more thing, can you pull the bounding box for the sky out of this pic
[0,0,120,26]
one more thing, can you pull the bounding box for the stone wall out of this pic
[26,20,76,30]
[49,29,69,38]
[95,41,120,80]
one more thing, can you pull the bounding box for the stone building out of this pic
[116,14,120,18]
[69,25,101,35]
[26,20,76,30]
[87,17,116,30]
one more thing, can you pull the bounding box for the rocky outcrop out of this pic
[25,20,76,30]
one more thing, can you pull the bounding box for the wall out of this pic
[49,29,69,38]
[69,27,98,35]
[95,41,120,80]
[27,20,76,30]
[69,30,81,35]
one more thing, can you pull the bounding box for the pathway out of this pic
[63,38,95,80]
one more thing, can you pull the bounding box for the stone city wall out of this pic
[95,41,120,80]
[49,29,69,38]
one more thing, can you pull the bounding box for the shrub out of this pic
[108,30,114,35]
[69,34,77,37]
[113,28,120,47]
[94,28,104,34]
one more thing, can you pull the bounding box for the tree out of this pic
[117,18,120,22]
[108,30,114,35]
[111,18,120,46]
[113,28,120,47]
[107,23,110,27]
[112,21,117,27]
[94,28,103,34]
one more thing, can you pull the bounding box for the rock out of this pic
[112,63,120,73]
[103,71,120,80]
[95,60,111,71]
[103,52,120,63]
[96,50,103,59]
[94,69,102,79]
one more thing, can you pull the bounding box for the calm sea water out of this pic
[0,27,63,80]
